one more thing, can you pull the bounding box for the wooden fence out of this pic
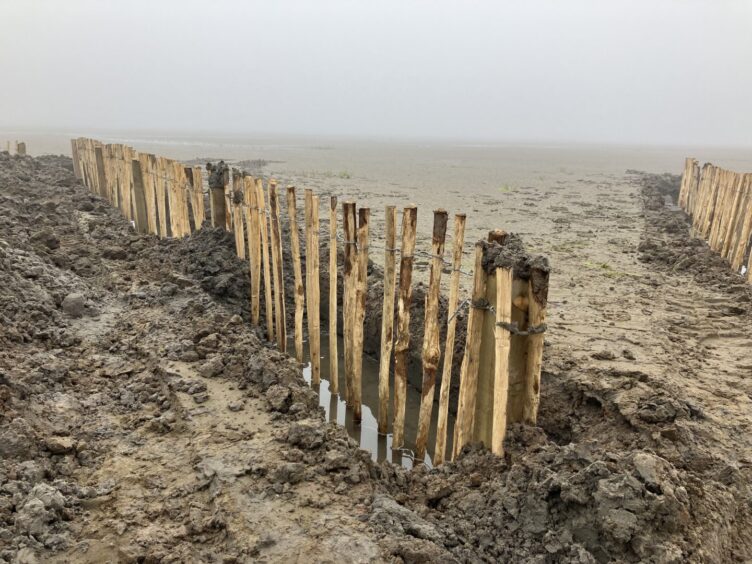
[72,137,550,464]
[678,158,752,281]
[3,141,26,155]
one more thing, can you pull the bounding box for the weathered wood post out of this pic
[131,158,150,234]
[256,178,275,341]
[523,261,549,424]
[15,142,26,156]
[207,162,227,228]
[377,205,398,434]
[191,166,205,228]
[492,267,513,456]
[245,176,262,325]
[392,205,418,448]
[310,195,322,384]
[138,154,159,235]
[415,209,448,461]
[329,196,339,394]
[342,201,357,403]
[71,139,82,180]
[287,186,305,362]
[434,213,466,464]
[352,207,370,421]
[453,243,487,460]
[232,172,246,257]
[94,146,108,200]
[269,180,286,352]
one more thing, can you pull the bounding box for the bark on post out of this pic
[256,179,275,341]
[352,207,370,421]
[329,196,339,394]
[245,176,262,326]
[434,213,466,465]
[492,267,513,456]
[377,205,398,434]
[342,201,358,403]
[453,243,487,460]
[269,180,286,352]
[131,158,150,234]
[309,196,322,384]
[415,209,449,461]
[392,205,418,448]
[287,186,306,362]
[523,263,549,424]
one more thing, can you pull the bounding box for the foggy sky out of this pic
[2,0,751,146]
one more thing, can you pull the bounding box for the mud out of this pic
[1,153,752,563]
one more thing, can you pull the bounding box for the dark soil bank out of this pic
[1,153,751,562]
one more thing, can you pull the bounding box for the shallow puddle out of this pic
[296,333,455,469]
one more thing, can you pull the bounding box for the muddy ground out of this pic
[1,153,752,563]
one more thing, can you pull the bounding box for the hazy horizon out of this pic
[2,1,751,148]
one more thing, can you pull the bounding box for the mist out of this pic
[1,0,751,146]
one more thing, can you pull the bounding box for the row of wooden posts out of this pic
[4,141,26,155]
[71,137,548,465]
[678,158,752,282]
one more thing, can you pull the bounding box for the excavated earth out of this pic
[1,153,752,563]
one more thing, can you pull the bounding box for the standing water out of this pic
[295,333,455,469]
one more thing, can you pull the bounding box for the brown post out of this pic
[269,180,286,352]
[329,196,339,393]
[287,186,305,362]
[245,176,262,325]
[415,209,449,461]
[208,165,227,228]
[342,201,357,403]
[310,196,322,384]
[352,207,370,421]
[225,170,234,231]
[731,174,752,272]
[139,154,159,235]
[392,205,418,448]
[71,139,82,180]
[94,147,107,200]
[453,243,487,460]
[377,205,398,434]
[233,195,246,258]
[492,267,513,456]
[434,213,466,464]
[153,155,169,237]
[191,166,206,228]
[523,262,549,424]
[131,158,150,234]
[256,178,275,340]
[16,142,26,156]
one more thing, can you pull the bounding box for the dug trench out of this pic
[1,153,751,562]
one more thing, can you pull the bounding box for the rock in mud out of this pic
[265,384,291,412]
[369,494,442,543]
[286,420,325,450]
[61,293,86,318]
[198,356,224,378]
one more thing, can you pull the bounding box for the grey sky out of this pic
[2,0,751,146]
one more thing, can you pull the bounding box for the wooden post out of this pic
[269,180,286,352]
[329,196,339,394]
[233,194,246,258]
[224,169,233,231]
[131,158,150,234]
[16,142,26,156]
[453,243,487,460]
[310,196,322,384]
[94,147,107,200]
[138,154,159,235]
[208,165,227,229]
[415,209,449,461]
[377,205,398,434]
[731,174,752,272]
[392,205,418,448]
[256,178,275,340]
[71,139,82,180]
[191,166,206,229]
[492,267,513,456]
[434,213,466,464]
[523,263,549,424]
[342,201,357,403]
[287,186,306,362]
[352,207,370,421]
[245,177,261,325]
